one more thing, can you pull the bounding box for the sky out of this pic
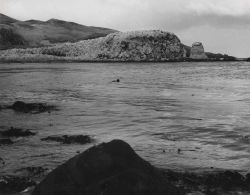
[1,0,250,57]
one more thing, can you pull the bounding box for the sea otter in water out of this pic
[112,79,120,83]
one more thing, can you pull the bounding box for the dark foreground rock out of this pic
[0,138,13,145]
[16,166,49,178]
[41,135,93,144]
[32,140,182,195]
[31,139,250,195]
[7,101,57,113]
[1,127,36,137]
[0,175,36,193]
[163,170,250,194]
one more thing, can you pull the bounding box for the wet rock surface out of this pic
[32,139,181,195]
[7,101,57,113]
[15,166,49,178]
[0,175,36,193]
[0,138,13,145]
[41,135,93,144]
[1,127,36,137]
[164,170,250,194]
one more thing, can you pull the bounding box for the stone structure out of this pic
[190,42,208,59]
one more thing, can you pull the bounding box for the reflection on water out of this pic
[1,62,250,176]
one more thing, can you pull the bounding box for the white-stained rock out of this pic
[0,30,185,62]
[190,42,208,60]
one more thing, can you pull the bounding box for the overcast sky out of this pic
[1,0,250,57]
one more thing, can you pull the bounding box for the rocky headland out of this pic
[0,30,185,62]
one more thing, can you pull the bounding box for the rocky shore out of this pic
[1,139,249,195]
[31,140,250,195]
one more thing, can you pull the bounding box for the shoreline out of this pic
[0,58,247,64]
[1,160,249,195]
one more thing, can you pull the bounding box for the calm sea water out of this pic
[1,62,250,177]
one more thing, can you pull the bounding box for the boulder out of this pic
[8,101,57,113]
[1,127,36,137]
[190,42,208,60]
[0,138,13,145]
[41,135,93,144]
[32,140,182,195]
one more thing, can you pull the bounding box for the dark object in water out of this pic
[0,175,36,193]
[1,127,36,137]
[32,139,181,195]
[0,157,5,166]
[8,101,57,113]
[0,138,13,145]
[112,78,120,83]
[41,135,92,144]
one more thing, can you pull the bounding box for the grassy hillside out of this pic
[0,14,117,50]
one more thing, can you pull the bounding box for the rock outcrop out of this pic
[190,42,208,60]
[41,135,93,144]
[0,30,185,62]
[1,127,36,137]
[7,101,57,113]
[32,140,181,195]
[0,138,13,145]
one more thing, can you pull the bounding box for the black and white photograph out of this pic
[0,0,250,194]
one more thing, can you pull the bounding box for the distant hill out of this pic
[0,13,18,24]
[0,13,117,50]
